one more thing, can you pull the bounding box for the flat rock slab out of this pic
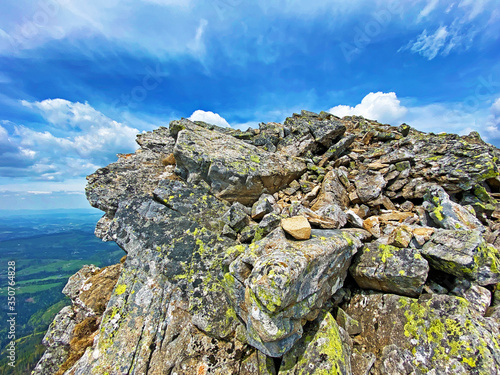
[281,215,311,240]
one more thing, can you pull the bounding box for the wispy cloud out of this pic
[417,0,440,22]
[402,0,495,60]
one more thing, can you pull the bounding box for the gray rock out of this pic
[346,209,365,228]
[336,307,362,336]
[251,194,275,220]
[345,293,500,374]
[221,202,250,232]
[279,311,352,374]
[318,134,356,167]
[354,171,387,204]
[311,169,350,210]
[421,229,500,286]
[423,185,485,232]
[351,349,376,375]
[223,228,361,357]
[350,243,429,297]
[172,119,307,205]
[257,213,282,239]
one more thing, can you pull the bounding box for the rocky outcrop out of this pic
[33,263,122,375]
[36,110,500,374]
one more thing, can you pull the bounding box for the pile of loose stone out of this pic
[35,110,500,375]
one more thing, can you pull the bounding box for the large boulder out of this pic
[172,119,307,205]
[223,228,362,357]
[279,311,352,374]
[423,185,485,232]
[421,229,500,286]
[350,243,429,297]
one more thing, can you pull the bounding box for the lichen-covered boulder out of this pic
[423,185,485,232]
[344,292,500,374]
[279,311,352,375]
[421,229,500,286]
[350,243,429,297]
[172,119,307,205]
[223,228,362,357]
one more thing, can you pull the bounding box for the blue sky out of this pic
[0,0,499,210]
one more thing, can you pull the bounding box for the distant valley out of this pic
[0,209,123,374]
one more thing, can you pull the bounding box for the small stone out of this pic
[221,204,250,233]
[336,308,362,336]
[363,216,381,238]
[388,225,413,248]
[354,171,387,203]
[346,210,364,228]
[400,201,414,212]
[161,153,176,166]
[281,216,311,240]
[222,224,238,240]
[251,195,274,220]
[412,227,435,246]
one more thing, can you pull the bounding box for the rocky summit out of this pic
[34,110,500,374]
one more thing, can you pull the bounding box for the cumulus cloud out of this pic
[328,92,499,146]
[2,99,138,181]
[188,110,231,128]
[328,92,408,124]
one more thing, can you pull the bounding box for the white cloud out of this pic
[404,0,494,60]
[0,0,207,57]
[3,98,139,181]
[328,92,408,124]
[188,110,231,128]
[328,92,500,146]
[417,0,440,22]
[407,26,449,60]
[484,97,500,144]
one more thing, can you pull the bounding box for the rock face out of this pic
[35,111,500,374]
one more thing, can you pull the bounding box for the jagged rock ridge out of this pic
[35,110,500,374]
